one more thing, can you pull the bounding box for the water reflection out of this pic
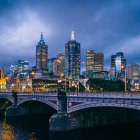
[0,115,140,140]
[0,115,50,140]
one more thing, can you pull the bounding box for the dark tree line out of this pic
[87,78,125,91]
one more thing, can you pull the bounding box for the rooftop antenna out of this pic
[40,32,44,41]
[71,30,74,40]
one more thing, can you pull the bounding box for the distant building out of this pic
[10,60,29,77]
[36,33,48,75]
[57,53,65,75]
[111,55,116,68]
[109,67,116,78]
[128,63,139,91]
[86,50,104,78]
[0,66,6,90]
[48,58,63,76]
[48,58,57,74]
[53,59,63,76]
[65,31,80,80]
[92,71,110,79]
[111,52,126,78]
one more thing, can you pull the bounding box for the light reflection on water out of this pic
[0,115,49,140]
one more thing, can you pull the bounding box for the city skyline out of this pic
[1,0,140,73]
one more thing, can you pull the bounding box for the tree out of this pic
[79,82,85,92]
[87,78,125,91]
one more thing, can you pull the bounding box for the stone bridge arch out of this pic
[18,98,58,111]
[68,102,140,113]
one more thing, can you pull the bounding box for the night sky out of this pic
[0,0,140,73]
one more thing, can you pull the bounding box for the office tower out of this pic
[53,59,63,76]
[111,52,126,78]
[86,50,104,77]
[86,50,94,74]
[36,33,48,75]
[111,55,116,68]
[10,60,29,77]
[65,31,80,80]
[128,63,139,91]
[57,53,65,75]
[48,58,57,74]
[94,53,104,71]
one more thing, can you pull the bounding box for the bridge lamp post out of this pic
[78,61,85,92]
[60,73,66,91]
[121,65,126,92]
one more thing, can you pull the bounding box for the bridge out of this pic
[1,91,140,131]
[1,91,140,112]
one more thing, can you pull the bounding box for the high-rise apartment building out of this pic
[36,33,48,75]
[65,31,80,79]
[10,60,29,77]
[111,52,126,78]
[86,50,104,77]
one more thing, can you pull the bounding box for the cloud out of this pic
[0,0,140,73]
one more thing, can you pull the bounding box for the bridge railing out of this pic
[0,91,140,98]
[66,92,140,98]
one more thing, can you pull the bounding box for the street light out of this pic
[121,64,126,92]
[60,73,66,91]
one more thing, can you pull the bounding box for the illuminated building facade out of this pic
[57,53,65,75]
[48,58,57,74]
[0,66,6,90]
[86,50,104,77]
[111,52,126,78]
[10,60,29,77]
[92,71,109,79]
[13,74,22,92]
[128,63,139,91]
[65,31,80,79]
[36,33,48,75]
[53,59,63,76]
[48,58,63,76]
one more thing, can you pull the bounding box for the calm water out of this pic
[0,115,140,140]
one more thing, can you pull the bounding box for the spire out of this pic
[71,30,74,40]
[40,32,44,41]
[1,66,4,79]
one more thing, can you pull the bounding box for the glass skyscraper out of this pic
[36,33,48,75]
[48,58,57,74]
[65,31,80,80]
[10,60,29,77]
[111,52,126,78]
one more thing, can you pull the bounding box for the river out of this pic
[0,115,140,140]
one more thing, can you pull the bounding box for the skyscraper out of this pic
[94,53,104,71]
[53,59,63,76]
[111,52,126,78]
[86,50,104,77]
[57,53,65,75]
[48,58,63,76]
[65,31,80,79]
[36,33,48,75]
[10,60,29,77]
